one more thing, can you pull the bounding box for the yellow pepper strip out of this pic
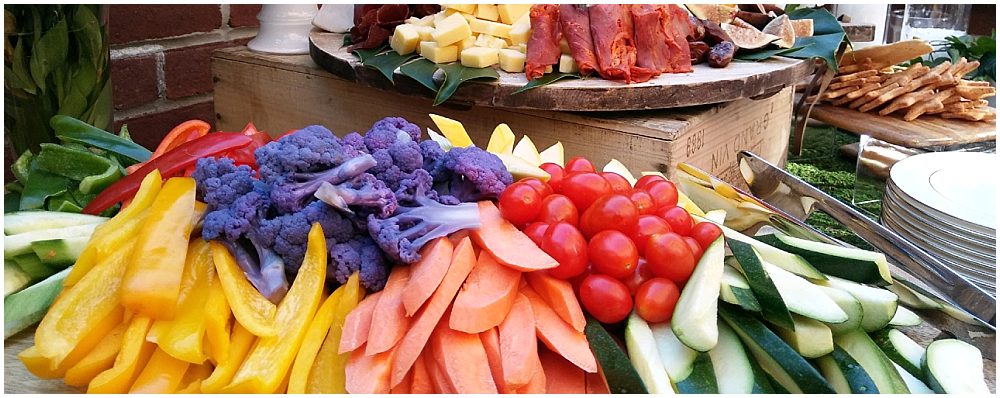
[20,306,125,379]
[121,177,197,320]
[175,362,214,393]
[222,223,328,393]
[306,272,364,393]
[88,316,156,394]
[158,240,214,363]
[287,289,343,393]
[129,347,191,393]
[33,245,131,366]
[200,322,256,393]
[63,314,132,387]
[211,241,277,337]
[66,170,162,286]
[203,280,232,365]
[145,319,171,345]
[276,369,292,393]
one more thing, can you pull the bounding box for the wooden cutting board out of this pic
[309,31,814,111]
[809,104,997,148]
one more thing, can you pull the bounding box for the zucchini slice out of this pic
[720,263,761,312]
[818,276,898,332]
[816,285,864,335]
[3,223,99,258]
[671,235,724,352]
[888,306,922,327]
[674,352,718,394]
[834,329,910,393]
[624,312,674,394]
[728,238,795,330]
[755,232,892,285]
[718,303,835,394]
[816,344,881,394]
[763,261,848,324]
[697,215,826,280]
[771,314,834,358]
[894,363,934,394]
[651,321,696,384]
[886,282,941,310]
[709,320,771,394]
[871,328,925,379]
[584,316,648,394]
[3,211,106,235]
[922,339,989,394]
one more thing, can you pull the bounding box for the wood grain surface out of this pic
[809,104,997,148]
[309,31,814,111]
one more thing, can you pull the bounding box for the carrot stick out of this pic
[401,238,454,317]
[525,271,587,333]
[450,251,521,333]
[337,291,381,354]
[390,369,413,394]
[587,364,612,394]
[410,350,435,394]
[499,293,540,390]
[388,237,477,387]
[515,348,547,394]
[430,316,498,393]
[366,266,411,355]
[521,286,598,373]
[540,348,588,393]
[471,201,559,271]
[343,344,396,394]
[427,342,456,394]
[479,327,510,393]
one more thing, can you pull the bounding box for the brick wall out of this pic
[109,4,261,149]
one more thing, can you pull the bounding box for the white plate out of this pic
[883,189,997,256]
[881,215,997,283]
[881,206,997,268]
[889,152,998,230]
[884,182,998,247]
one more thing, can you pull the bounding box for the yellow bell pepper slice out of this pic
[88,316,156,394]
[306,272,364,393]
[222,223,328,393]
[175,362,214,393]
[204,276,232,364]
[201,322,256,393]
[21,306,125,379]
[287,288,343,393]
[121,177,197,320]
[211,241,277,337]
[63,314,132,387]
[129,348,191,393]
[66,170,162,286]
[158,240,214,363]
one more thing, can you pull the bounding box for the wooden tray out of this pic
[309,31,814,111]
[809,104,997,149]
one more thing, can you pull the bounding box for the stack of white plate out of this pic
[882,151,997,296]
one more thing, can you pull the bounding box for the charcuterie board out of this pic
[309,31,814,111]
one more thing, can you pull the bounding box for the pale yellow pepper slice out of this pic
[204,276,232,365]
[211,241,277,337]
[222,223,328,393]
[20,306,125,379]
[175,362,214,393]
[287,288,343,393]
[129,348,191,393]
[63,314,132,387]
[200,322,256,393]
[306,272,365,393]
[158,240,214,363]
[88,316,156,394]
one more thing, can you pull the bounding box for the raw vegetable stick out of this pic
[427,343,457,393]
[525,271,587,333]
[430,316,499,393]
[129,348,191,393]
[63,317,131,387]
[203,280,231,365]
[401,238,454,316]
[175,362,213,393]
[540,348,588,393]
[21,307,125,380]
[338,291,381,354]
[287,288,344,393]
[480,327,510,393]
[410,351,435,394]
[211,242,277,337]
[390,370,413,394]
[344,344,396,394]
[471,201,559,272]
[499,293,540,390]
[586,366,612,394]
[305,273,364,393]
[366,266,412,355]
[87,316,156,394]
[200,323,255,393]
[516,347,548,394]
[450,251,521,333]
[389,237,477,387]
[521,286,598,373]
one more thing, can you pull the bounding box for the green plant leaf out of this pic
[353,45,387,63]
[10,36,37,94]
[736,45,809,61]
[70,5,103,70]
[363,50,418,82]
[783,8,846,72]
[29,17,69,92]
[434,63,499,106]
[399,58,441,92]
[514,72,581,94]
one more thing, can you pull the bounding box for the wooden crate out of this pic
[212,47,792,187]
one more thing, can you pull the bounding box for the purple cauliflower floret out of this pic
[329,235,389,291]
[419,140,445,171]
[255,125,349,183]
[269,154,378,213]
[339,132,369,157]
[192,157,257,209]
[431,146,513,202]
[314,173,397,218]
[201,186,270,242]
[364,117,421,151]
[257,200,357,271]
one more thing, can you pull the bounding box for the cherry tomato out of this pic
[634,278,681,323]
[498,182,544,227]
[565,157,596,173]
[560,172,611,212]
[601,172,631,194]
[588,230,639,279]
[519,177,553,198]
[645,180,679,210]
[645,232,696,284]
[630,215,673,255]
[624,259,655,295]
[540,163,565,192]
[683,236,704,262]
[579,274,633,324]
[690,222,723,250]
[524,222,550,246]
[634,174,666,190]
[628,189,657,215]
[658,206,694,236]
[579,193,639,238]
[541,222,589,279]
[536,194,579,226]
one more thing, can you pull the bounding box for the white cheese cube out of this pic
[476,4,500,21]
[498,4,531,25]
[390,24,420,55]
[509,15,531,45]
[443,4,477,14]
[457,35,476,52]
[470,18,511,39]
[414,25,435,42]
[461,47,500,68]
[499,48,526,72]
[420,41,459,64]
[432,13,473,46]
[559,54,578,73]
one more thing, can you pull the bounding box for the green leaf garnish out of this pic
[514,72,581,94]
[363,50,418,82]
[433,63,499,106]
[399,58,441,92]
[735,45,810,61]
[352,45,388,63]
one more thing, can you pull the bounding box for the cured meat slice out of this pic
[589,4,656,83]
[663,4,694,73]
[525,4,561,80]
[630,4,672,73]
[558,4,598,76]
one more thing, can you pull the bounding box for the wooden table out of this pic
[810,104,997,149]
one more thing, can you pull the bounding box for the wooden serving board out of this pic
[309,31,814,111]
[810,104,997,149]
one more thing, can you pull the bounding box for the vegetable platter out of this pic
[4,114,995,394]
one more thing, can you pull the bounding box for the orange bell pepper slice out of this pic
[306,272,365,393]
[121,177,197,320]
[201,322,256,393]
[125,120,210,174]
[129,348,192,393]
[222,223,328,393]
[204,275,232,365]
[158,240,214,363]
[288,288,343,393]
[88,316,156,394]
[211,241,277,337]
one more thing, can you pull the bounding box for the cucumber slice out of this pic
[4,267,69,338]
[671,235,725,352]
[30,236,89,268]
[771,314,834,358]
[720,264,761,312]
[834,329,910,393]
[718,303,835,394]
[4,260,32,297]
[12,253,57,280]
[755,233,892,285]
[624,312,674,394]
[696,215,826,280]
[762,261,848,324]
[674,352,718,393]
[888,306,922,327]
[651,321,697,383]
[710,320,771,394]
[816,285,865,335]
[816,344,881,394]
[893,363,934,394]
[4,223,98,258]
[818,276,898,332]
[871,328,925,378]
[922,339,989,394]
[3,211,107,235]
[583,316,648,394]
[728,238,795,330]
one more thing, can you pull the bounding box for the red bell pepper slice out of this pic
[82,133,253,215]
[126,120,211,174]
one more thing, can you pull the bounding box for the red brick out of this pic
[114,101,216,149]
[111,55,159,110]
[229,5,262,27]
[163,39,248,99]
[110,5,222,44]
